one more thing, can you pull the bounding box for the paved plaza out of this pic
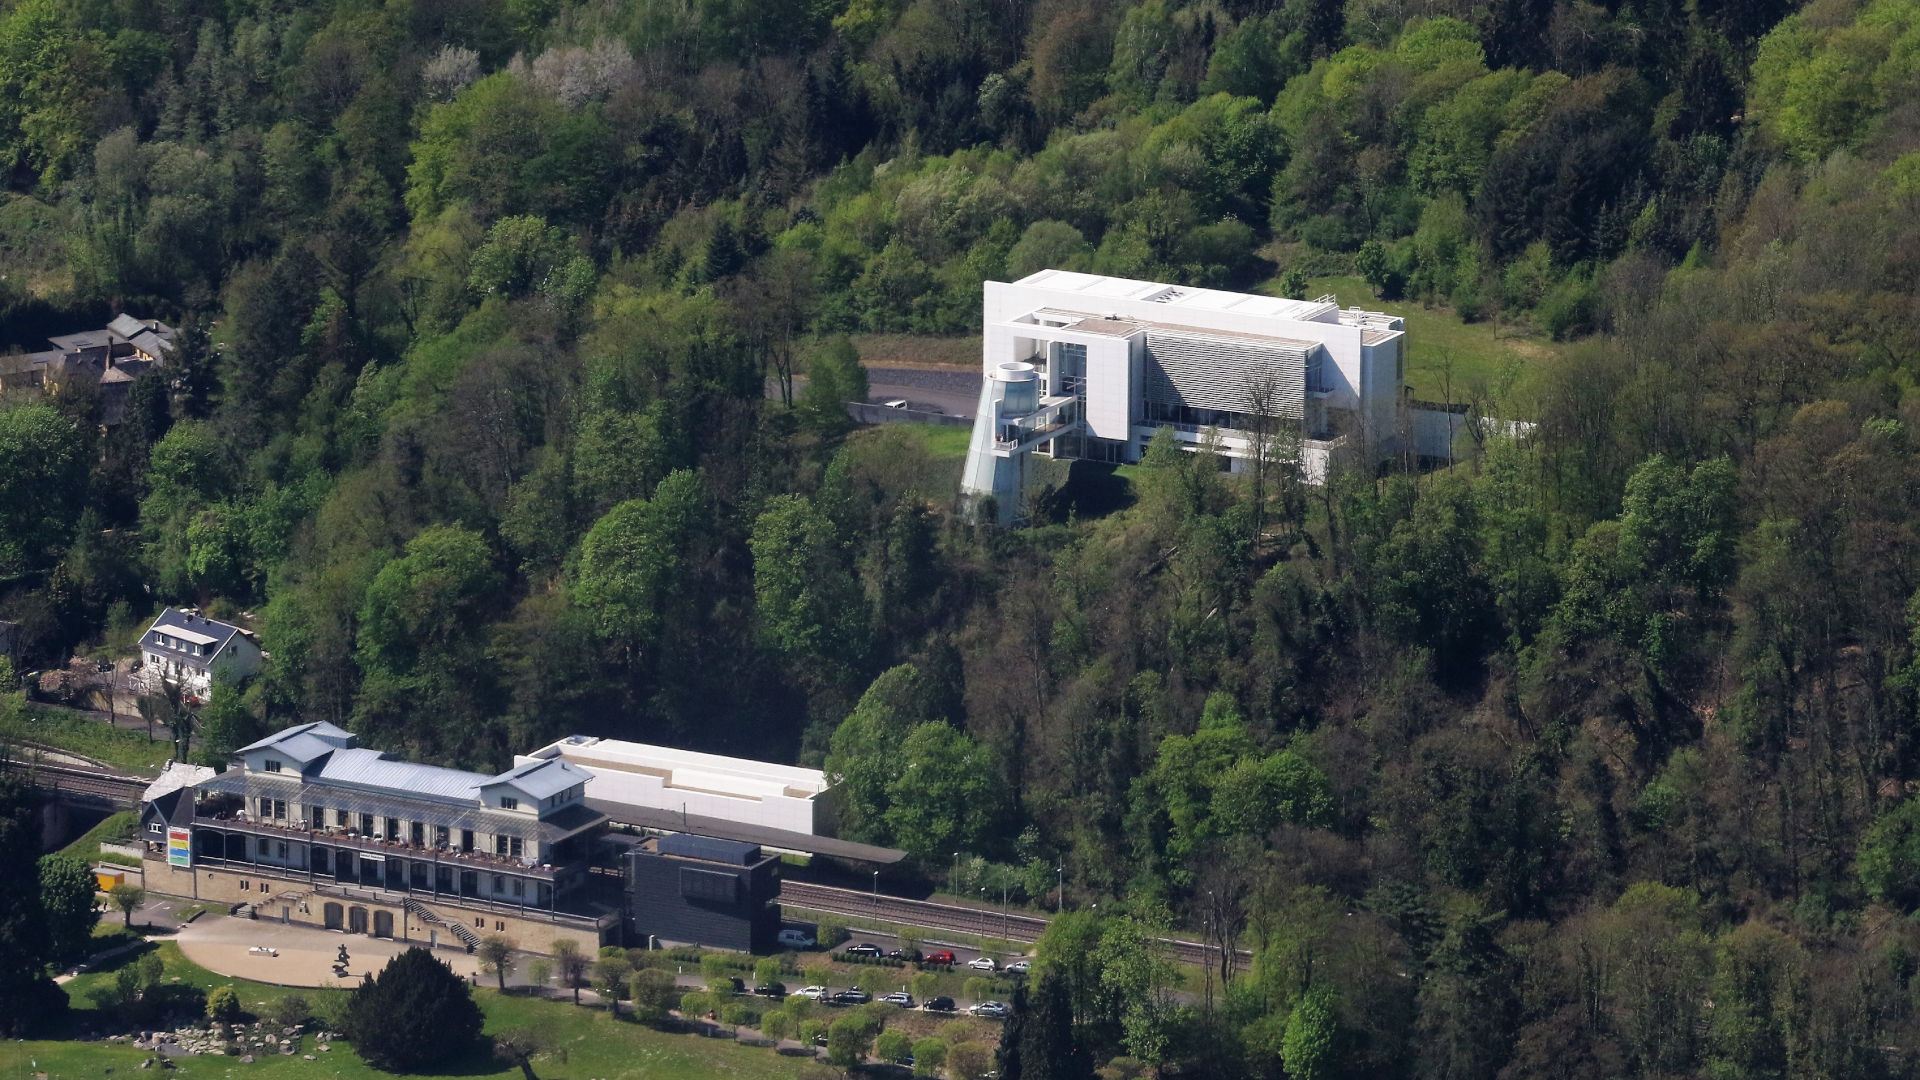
[176,914,493,989]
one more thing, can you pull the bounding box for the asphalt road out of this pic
[777,366,981,419]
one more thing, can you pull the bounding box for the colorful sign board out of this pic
[167,826,191,868]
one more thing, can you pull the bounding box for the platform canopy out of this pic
[586,798,906,865]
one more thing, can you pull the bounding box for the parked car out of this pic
[967,956,998,971]
[830,989,872,1006]
[970,1001,1009,1018]
[798,985,831,1000]
[924,950,957,966]
[881,992,916,1007]
[755,982,788,998]
[778,928,818,949]
[1005,960,1031,975]
[725,976,747,994]
[923,996,957,1012]
[888,948,923,962]
[845,942,884,957]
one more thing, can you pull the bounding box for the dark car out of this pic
[888,948,923,962]
[923,996,956,1011]
[845,942,884,957]
[924,950,957,966]
[726,976,747,994]
[755,981,788,998]
[830,989,872,1005]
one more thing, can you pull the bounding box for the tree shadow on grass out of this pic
[400,1037,518,1078]
[1038,461,1135,521]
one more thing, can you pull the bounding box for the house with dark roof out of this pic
[0,313,175,424]
[137,608,262,704]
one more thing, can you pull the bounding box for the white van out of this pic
[778,928,817,949]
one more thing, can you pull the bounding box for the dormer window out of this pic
[264,759,281,773]
[500,796,518,811]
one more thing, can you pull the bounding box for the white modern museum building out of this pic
[960,270,1463,523]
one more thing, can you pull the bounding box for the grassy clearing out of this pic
[1264,275,1560,405]
[851,333,980,369]
[858,421,970,460]
[20,941,838,1080]
[843,422,971,505]
[2,708,174,773]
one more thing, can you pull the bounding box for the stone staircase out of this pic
[404,897,480,949]
[230,901,255,919]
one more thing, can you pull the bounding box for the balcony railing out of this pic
[193,811,557,879]
[994,398,1079,450]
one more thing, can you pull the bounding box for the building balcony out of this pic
[192,810,559,880]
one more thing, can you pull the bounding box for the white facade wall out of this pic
[143,635,262,703]
[1361,338,1403,446]
[1082,335,1137,441]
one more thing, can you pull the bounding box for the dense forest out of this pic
[7,0,1920,1073]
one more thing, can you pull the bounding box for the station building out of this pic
[142,724,901,955]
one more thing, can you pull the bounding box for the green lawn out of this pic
[1263,275,1560,406]
[2,708,175,773]
[844,422,972,505]
[17,941,835,1080]
[858,421,970,459]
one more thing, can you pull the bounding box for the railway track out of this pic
[2,758,148,804]
[778,879,1242,967]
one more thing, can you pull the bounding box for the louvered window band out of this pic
[1143,330,1312,417]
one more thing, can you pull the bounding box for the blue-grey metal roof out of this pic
[141,608,250,668]
[107,314,147,338]
[235,721,356,761]
[317,747,491,802]
[196,770,606,846]
[484,758,589,800]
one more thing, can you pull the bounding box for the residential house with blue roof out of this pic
[138,607,263,703]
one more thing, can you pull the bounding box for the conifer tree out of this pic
[345,947,483,1070]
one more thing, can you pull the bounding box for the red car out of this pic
[924,950,957,966]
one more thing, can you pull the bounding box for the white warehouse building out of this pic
[516,736,830,836]
[961,270,1461,523]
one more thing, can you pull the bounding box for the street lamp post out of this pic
[871,870,879,899]
[951,852,959,895]
[1056,866,1063,913]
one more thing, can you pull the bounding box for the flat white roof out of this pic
[1011,269,1336,323]
[523,736,829,801]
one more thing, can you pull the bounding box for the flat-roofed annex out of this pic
[521,736,828,802]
